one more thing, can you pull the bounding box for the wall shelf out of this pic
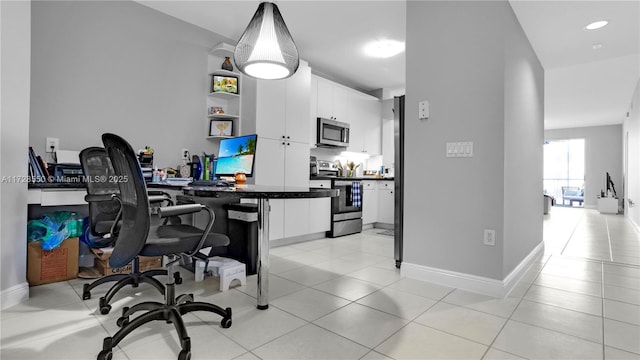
[208,114,239,120]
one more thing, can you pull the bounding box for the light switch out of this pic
[419,100,429,120]
[446,141,473,158]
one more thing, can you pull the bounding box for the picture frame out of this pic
[211,75,239,94]
[209,120,233,137]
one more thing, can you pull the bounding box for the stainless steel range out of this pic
[329,179,363,237]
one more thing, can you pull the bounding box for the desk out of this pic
[183,185,338,309]
[28,184,87,206]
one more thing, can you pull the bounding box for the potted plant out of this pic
[345,161,360,178]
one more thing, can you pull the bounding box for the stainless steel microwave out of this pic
[317,117,349,147]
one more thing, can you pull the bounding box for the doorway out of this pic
[544,138,585,207]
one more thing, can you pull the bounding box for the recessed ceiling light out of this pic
[364,40,405,58]
[585,20,608,30]
[592,43,603,50]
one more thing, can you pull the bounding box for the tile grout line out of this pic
[559,210,585,256]
[600,261,606,360]
[605,216,614,262]
[478,254,551,359]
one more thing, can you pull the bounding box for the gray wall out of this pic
[624,81,640,228]
[545,125,623,208]
[502,5,545,275]
[30,1,231,168]
[1,0,31,307]
[405,0,543,280]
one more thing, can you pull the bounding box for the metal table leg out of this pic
[257,198,269,310]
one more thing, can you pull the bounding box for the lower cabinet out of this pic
[362,181,378,225]
[377,181,394,225]
[268,199,311,241]
[309,198,331,233]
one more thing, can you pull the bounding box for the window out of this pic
[544,139,585,206]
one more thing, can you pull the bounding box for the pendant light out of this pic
[234,2,299,80]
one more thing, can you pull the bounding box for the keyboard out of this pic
[189,179,231,187]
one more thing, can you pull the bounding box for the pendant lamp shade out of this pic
[234,2,299,80]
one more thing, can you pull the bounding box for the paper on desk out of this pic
[56,150,81,164]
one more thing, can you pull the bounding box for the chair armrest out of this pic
[147,190,166,196]
[85,194,119,202]
[149,195,170,203]
[157,204,205,218]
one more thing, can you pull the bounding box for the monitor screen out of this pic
[215,134,258,177]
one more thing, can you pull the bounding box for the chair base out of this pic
[82,257,170,314]
[97,282,231,360]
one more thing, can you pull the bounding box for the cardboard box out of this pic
[91,247,162,276]
[27,237,79,286]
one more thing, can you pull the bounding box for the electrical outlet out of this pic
[181,148,190,160]
[45,137,59,153]
[483,229,496,246]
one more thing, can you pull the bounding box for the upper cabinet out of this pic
[348,92,381,154]
[311,74,382,155]
[316,76,348,122]
[255,61,311,144]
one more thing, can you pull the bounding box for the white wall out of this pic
[404,0,543,286]
[30,1,232,168]
[1,0,31,309]
[544,125,623,208]
[624,80,640,229]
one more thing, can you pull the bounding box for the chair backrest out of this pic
[79,147,121,237]
[102,133,151,268]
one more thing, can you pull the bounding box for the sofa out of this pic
[562,186,584,206]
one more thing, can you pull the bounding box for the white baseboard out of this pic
[1,282,29,310]
[401,241,545,298]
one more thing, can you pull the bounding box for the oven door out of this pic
[317,118,349,147]
[332,180,362,213]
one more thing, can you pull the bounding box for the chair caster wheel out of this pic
[82,284,91,300]
[221,317,232,329]
[97,350,113,360]
[99,298,111,315]
[178,350,191,360]
[174,272,182,285]
[116,316,129,328]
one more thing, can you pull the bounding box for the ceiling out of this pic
[137,0,639,130]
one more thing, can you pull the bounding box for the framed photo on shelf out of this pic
[211,75,239,94]
[209,120,233,137]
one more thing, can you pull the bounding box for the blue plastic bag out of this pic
[27,213,70,250]
[79,216,113,249]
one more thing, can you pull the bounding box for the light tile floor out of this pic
[2,207,639,359]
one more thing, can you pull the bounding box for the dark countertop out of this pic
[310,176,394,181]
[184,185,338,199]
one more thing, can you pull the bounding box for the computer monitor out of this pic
[215,134,258,177]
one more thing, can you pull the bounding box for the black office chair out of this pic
[97,133,232,360]
[80,147,179,315]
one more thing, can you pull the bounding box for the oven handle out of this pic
[334,180,361,186]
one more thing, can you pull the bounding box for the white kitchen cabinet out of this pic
[377,181,394,224]
[382,118,395,169]
[256,61,310,144]
[348,94,381,154]
[362,181,378,225]
[253,62,312,241]
[310,76,318,145]
[254,139,309,187]
[309,179,331,233]
[285,199,311,238]
[316,75,348,122]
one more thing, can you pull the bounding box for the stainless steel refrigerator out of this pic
[394,95,404,268]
